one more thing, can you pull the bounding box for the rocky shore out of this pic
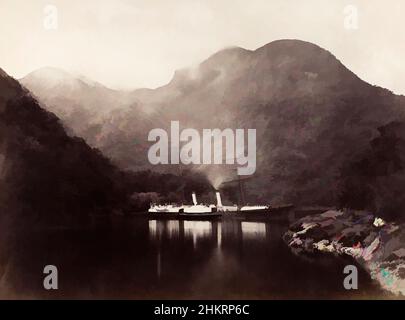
[284,210,405,296]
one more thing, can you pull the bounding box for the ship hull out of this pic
[178,212,222,220]
[239,204,294,214]
[146,212,222,220]
[223,204,294,221]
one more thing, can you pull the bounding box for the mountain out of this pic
[1,68,211,226]
[21,40,405,220]
[0,68,134,225]
[20,67,158,170]
[20,67,135,139]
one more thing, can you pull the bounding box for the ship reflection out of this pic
[148,220,160,238]
[167,220,180,237]
[148,220,267,245]
[149,220,180,239]
[217,222,222,248]
[184,221,212,248]
[241,222,267,239]
[148,219,270,281]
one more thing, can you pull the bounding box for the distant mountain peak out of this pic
[24,66,73,80]
[164,39,353,94]
[21,67,107,90]
[256,39,326,51]
[204,46,252,62]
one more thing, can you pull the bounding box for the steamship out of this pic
[148,192,221,219]
[148,191,278,219]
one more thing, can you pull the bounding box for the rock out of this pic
[393,248,405,258]
[373,217,386,227]
[284,209,405,296]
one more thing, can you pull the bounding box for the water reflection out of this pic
[149,220,179,239]
[241,221,266,239]
[148,220,268,244]
[217,222,222,248]
[157,251,161,278]
[184,221,212,248]
[167,220,179,238]
[3,217,385,299]
[149,220,158,238]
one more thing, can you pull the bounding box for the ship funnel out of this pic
[216,191,223,208]
[192,192,198,205]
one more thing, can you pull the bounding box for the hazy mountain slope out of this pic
[21,40,405,218]
[97,40,405,206]
[20,67,159,171]
[20,67,134,138]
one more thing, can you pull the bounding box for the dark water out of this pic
[0,216,390,299]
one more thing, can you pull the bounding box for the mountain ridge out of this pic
[19,39,405,219]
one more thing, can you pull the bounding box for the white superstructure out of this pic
[148,204,184,213]
[183,192,215,213]
[240,205,270,212]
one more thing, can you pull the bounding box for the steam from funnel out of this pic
[201,165,234,190]
[216,191,223,208]
[192,192,197,205]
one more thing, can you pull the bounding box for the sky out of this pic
[1,0,405,93]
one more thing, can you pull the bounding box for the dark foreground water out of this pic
[0,216,391,299]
